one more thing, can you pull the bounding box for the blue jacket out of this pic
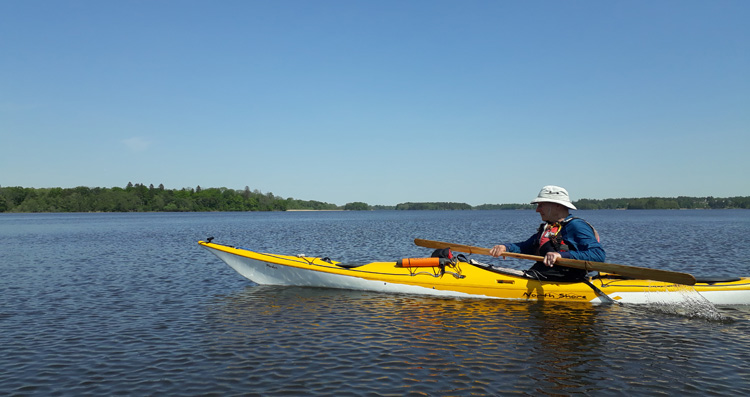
[504,216,606,262]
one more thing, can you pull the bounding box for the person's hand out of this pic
[489,245,507,258]
[544,252,561,267]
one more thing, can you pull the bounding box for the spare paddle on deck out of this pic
[414,238,697,285]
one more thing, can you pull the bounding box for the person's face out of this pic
[535,202,556,222]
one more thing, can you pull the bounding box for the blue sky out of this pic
[2,1,748,206]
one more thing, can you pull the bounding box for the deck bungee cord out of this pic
[396,256,465,279]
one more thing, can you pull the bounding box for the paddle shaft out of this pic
[414,238,697,285]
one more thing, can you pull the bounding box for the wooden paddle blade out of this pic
[557,258,697,285]
[414,238,697,285]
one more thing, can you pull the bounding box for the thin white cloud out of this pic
[122,137,152,152]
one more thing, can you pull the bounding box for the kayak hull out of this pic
[199,241,750,305]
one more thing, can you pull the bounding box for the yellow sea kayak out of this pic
[199,240,750,305]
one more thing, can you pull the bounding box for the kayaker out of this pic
[489,185,605,281]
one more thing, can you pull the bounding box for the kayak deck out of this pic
[199,240,750,305]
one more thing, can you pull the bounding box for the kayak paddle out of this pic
[414,238,697,285]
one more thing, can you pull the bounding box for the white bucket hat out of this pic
[530,185,577,210]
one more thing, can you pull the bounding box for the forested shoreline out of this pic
[1,184,748,213]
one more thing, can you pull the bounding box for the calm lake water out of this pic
[2,210,750,395]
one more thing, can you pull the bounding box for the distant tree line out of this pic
[395,202,473,210]
[343,202,371,211]
[574,196,750,210]
[474,203,535,210]
[0,183,341,212]
[1,184,748,212]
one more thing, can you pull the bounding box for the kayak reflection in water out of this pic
[489,185,606,282]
